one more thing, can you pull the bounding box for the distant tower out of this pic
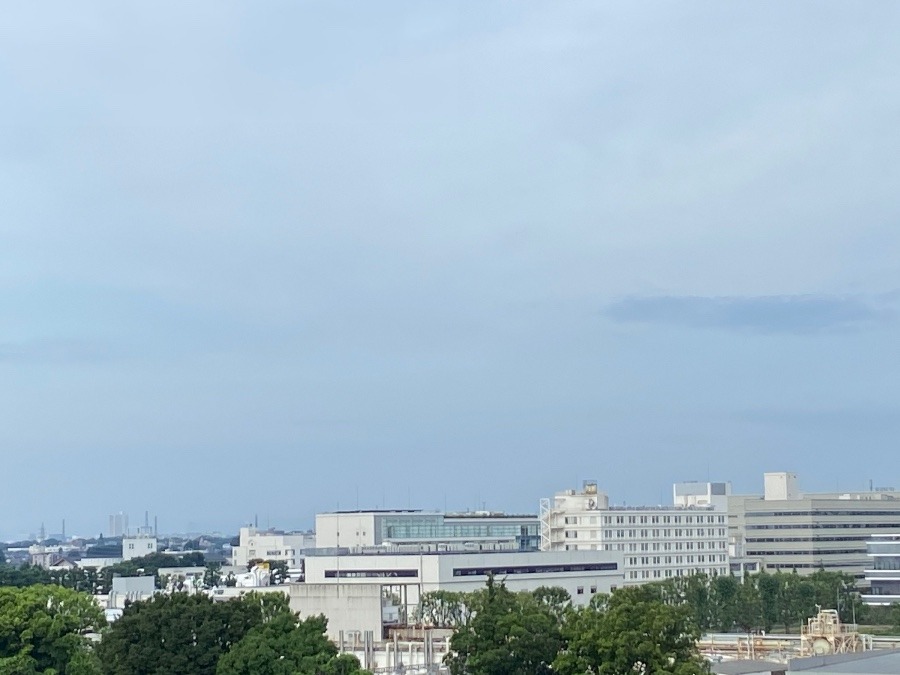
[62,519,66,541]
[108,512,128,537]
[39,522,46,541]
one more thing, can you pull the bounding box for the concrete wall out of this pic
[289,583,385,641]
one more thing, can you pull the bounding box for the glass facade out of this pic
[380,514,540,551]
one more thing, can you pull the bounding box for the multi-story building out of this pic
[122,535,158,561]
[728,472,900,581]
[108,512,128,537]
[302,548,624,621]
[540,481,729,583]
[861,534,900,605]
[231,527,316,569]
[314,510,540,552]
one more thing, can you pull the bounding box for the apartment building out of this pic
[540,481,729,583]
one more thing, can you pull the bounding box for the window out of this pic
[590,585,597,594]
[576,587,584,595]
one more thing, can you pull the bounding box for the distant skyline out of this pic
[3,2,900,540]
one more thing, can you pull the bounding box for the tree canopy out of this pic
[96,592,271,675]
[216,613,369,675]
[444,576,565,675]
[0,584,105,674]
[554,585,709,675]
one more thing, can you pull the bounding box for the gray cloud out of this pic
[605,294,893,334]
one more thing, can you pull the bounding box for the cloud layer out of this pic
[605,294,893,334]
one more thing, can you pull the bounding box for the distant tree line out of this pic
[0,551,207,593]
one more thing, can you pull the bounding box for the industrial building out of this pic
[540,481,729,582]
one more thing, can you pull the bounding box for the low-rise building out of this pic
[231,527,315,569]
[303,549,623,607]
[122,535,157,561]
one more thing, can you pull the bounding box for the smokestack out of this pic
[154,516,158,537]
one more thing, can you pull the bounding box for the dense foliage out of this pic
[443,578,710,675]
[654,569,864,633]
[216,613,368,675]
[97,592,271,675]
[556,585,708,675]
[0,584,105,674]
[445,578,564,675]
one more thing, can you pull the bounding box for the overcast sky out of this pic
[2,2,900,539]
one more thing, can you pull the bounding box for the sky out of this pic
[2,2,900,539]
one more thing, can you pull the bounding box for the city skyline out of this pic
[3,2,900,540]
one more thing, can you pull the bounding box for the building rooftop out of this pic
[789,649,900,674]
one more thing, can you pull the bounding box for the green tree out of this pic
[203,563,223,589]
[416,590,471,628]
[0,584,105,674]
[267,561,289,585]
[554,585,709,675]
[708,574,740,632]
[97,592,269,675]
[216,613,369,675]
[445,576,563,675]
[531,586,572,623]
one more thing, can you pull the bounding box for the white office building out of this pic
[540,481,729,583]
[728,472,900,580]
[304,549,623,598]
[302,548,624,624]
[231,527,316,569]
[861,534,900,605]
[314,510,540,552]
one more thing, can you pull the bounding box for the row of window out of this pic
[746,522,900,530]
[452,562,618,577]
[745,548,862,557]
[626,554,727,566]
[564,514,725,525]
[628,567,727,579]
[745,536,870,543]
[746,510,900,518]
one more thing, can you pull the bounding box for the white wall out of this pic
[122,536,158,561]
[289,583,385,641]
[314,513,377,548]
